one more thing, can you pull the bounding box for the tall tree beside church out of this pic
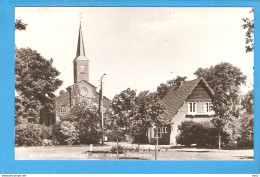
[194,62,247,150]
[242,8,254,53]
[156,76,187,99]
[15,48,63,123]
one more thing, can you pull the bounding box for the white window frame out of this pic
[204,102,214,115]
[164,127,167,133]
[152,126,162,138]
[188,102,197,114]
[60,105,66,116]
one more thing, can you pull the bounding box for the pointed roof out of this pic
[74,24,88,62]
[161,78,214,122]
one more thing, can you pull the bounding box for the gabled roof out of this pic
[54,80,111,102]
[161,78,214,122]
[74,79,97,89]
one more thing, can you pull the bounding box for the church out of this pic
[40,24,110,126]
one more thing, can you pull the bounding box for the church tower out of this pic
[73,24,89,83]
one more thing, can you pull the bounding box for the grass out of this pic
[15,142,254,160]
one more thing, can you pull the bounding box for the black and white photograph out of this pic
[15,7,254,160]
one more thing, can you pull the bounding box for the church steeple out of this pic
[73,23,89,83]
[76,24,86,57]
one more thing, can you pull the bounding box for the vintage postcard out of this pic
[14,7,254,161]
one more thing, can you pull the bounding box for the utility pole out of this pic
[99,73,106,145]
[155,125,158,160]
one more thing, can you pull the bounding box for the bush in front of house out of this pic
[52,121,79,145]
[15,122,51,146]
[176,120,230,147]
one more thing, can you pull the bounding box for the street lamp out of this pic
[100,73,106,145]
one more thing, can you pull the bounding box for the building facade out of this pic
[40,24,109,125]
[146,78,215,145]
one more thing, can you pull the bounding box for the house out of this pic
[40,23,109,125]
[146,78,215,145]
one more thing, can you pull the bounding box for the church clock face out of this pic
[81,87,88,96]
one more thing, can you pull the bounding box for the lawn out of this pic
[15,142,254,160]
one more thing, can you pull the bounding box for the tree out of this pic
[237,89,254,148]
[111,88,167,139]
[134,91,165,144]
[156,76,187,99]
[15,48,63,123]
[15,122,51,146]
[111,88,137,141]
[237,113,254,148]
[194,62,247,150]
[242,89,254,114]
[242,8,254,53]
[15,19,27,31]
[52,121,79,145]
[62,104,103,144]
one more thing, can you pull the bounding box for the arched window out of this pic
[80,66,85,74]
[60,105,66,115]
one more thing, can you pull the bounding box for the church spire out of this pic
[76,23,86,57]
[73,22,89,83]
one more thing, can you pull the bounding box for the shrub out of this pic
[176,120,230,147]
[111,145,124,154]
[15,122,51,146]
[62,104,102,144]
[52,121,79,145]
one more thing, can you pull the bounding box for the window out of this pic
[60,105,66,115]
[205,102,212,112]
[80,66,85,74]
[152,127,162,138]
[164,127,167,133]
[188,102,197,113]
[157,127,162,138]
[205,102,214,114]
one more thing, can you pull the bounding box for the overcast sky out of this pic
[15,7,254,99]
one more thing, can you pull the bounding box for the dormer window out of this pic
[80,66,85,74]
[188,102,197,113]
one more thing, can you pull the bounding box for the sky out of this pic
[15,7,254,99]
